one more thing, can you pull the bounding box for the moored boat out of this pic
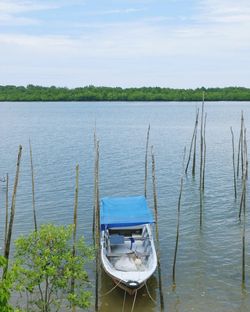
[100,195,157,295]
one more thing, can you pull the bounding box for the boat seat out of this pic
[109,234,125,245]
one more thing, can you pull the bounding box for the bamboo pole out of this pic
[241,128,247,288]
[239,123,246,220]
[92,128,97,240]
[237,113,244,178]
[246,136,248,180]
[94,141,100,312]
[202,113,207,191]
[230,127,237,199]
[237,129,242,178]
[144,124,150,198]
[185,109,199,175]
[29,139,37,231]
[200,93,204,191]
[239,180,245,220]
[3,145,22,278]
[172,147,186,287]
[242,206,246,288]
[151,146,164,311]
[73,164,79,246]
[240,114,244,178]
[71,164,79,312]
[199,95,205,227]
[192,109,199,176]
[4,173,9,249]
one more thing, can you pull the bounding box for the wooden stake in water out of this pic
[200,94,205,191]
[4,145,22,277]
[151,146,164,311]
[144,124,150,198]
[202,113,207,191]
[71,164,79,312]
[94,141,100,312]
[230,127,237,199]
[92,128,97,240]
[241,128,247,288]
[73,164,79,247]
[185,109,199,175]
[192,109,199,176]
[29,139,37,231]
[240,114,244,178]
[199,95,205,227]
[4,173,9,248]
[237,113,244,178]
[172,147,186,287]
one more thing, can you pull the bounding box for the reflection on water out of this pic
[0,101,250,311]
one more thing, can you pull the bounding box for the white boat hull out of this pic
[100,224,157,294]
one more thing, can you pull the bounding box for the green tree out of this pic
[14,224,93,312]
[0,256,14,312]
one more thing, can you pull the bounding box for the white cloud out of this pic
[86,8,146,16]
[197,0,250,24]
[0,0,62,26]
[0,0,59,14]
[0,13,39,25]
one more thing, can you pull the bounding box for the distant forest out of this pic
[0,85,250,101]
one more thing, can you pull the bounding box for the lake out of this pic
[0,101,250,311]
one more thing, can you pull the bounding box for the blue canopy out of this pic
[100,195,154,230]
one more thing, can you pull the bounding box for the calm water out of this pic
[0,101,250,311]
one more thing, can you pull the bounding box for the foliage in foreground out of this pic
[13,224,93,312]
[1,85,250,101]
[0,256,15,312]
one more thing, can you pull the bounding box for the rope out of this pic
[101,279,123,297]
[122,290,127,312]
[130,290,137,312]
[145,282,157,304]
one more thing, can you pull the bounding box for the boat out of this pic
[100,195,157,295]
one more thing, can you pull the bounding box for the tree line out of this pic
[0,85,250,101]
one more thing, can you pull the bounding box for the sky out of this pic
[0,0,250,88]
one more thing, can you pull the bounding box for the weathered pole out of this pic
[94,141,100,312]
[185,109,199,175]
[192,109,199,176]
[71,164,79,312]
[3,145,22,278]
[4,173,9,248]
[151,146,164,311]
[144,124,150,198]
[199,94,205,227]
[230,127,237,199]
[29,139,37,231]
[237,113,244,178]
[202,113,207,191]
[241,128,247,288]
[240,114,244,178]
[200,93,205,191]
[172,147,186,287]
[92,127,97,240]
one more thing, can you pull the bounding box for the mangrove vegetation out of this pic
[0,85,250,102]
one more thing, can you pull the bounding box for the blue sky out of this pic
[0,0,250,88]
